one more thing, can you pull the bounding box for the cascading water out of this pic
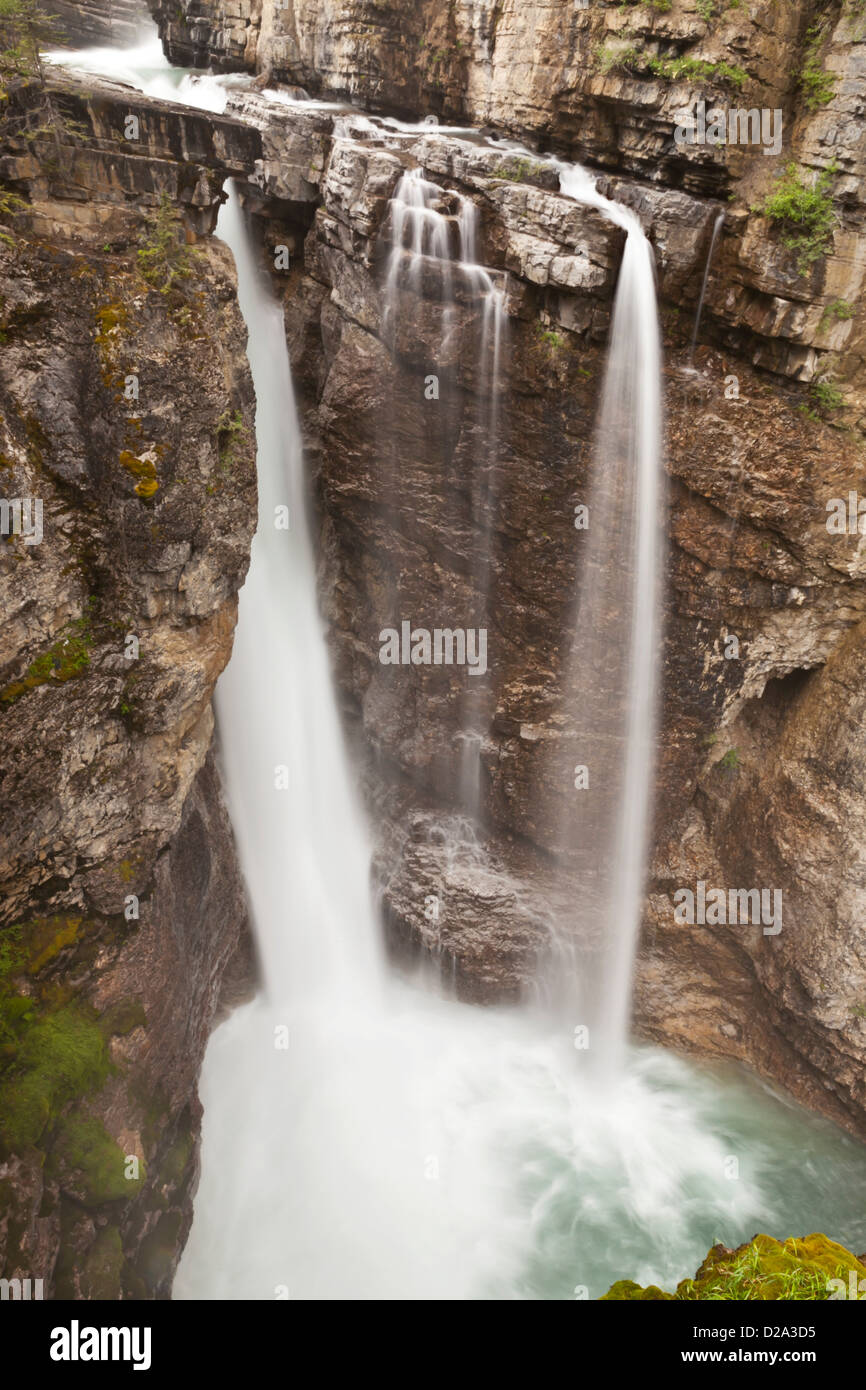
[51,35,866,1301]
[688,211,726,367]
[382,167,507,821]
[548,165,663,1071]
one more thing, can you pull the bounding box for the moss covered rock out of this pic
[50,1114,144,1206]
[0,1004,111,1153]
[601,1234,866,1301]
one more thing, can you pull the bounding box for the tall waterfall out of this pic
[207,187,383,1004]
[174,183,526,1301]
[383,167,506,821]
[553,165,664,1071]
[51,36,866,1303]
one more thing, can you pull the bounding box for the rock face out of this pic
[51,0,152,48]
[195,13,866,1140]
[152,0,866,385]
[0,74,257,1296]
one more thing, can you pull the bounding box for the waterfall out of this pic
[173,182,526,1302]
[688,211,725,366]
[207,186,383,1005]
[553,164,664,1071]
[51,37,866,1302]
[382,166,507,822]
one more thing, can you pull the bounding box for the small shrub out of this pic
[820,298,853,329]
[799,25,836,112]
[137,194,201,295]
[811,378,844,412]
[756,161,838,275]
[596,45,748,91]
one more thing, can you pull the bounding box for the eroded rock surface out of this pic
[0,74,257,1295]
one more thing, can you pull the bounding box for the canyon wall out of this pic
[0,76,262,1295]
[192,1,866,1137]
[3,0,866,1298]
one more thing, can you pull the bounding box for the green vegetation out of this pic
[620,0,672,12]
[719,747,740,772]
[0,1,74,166]
[799,25,837,112]
[602,1234,866,1301]
[497,156,548,184]
[0,186,26,246]
[820,297,853,329]
[534,323,566,355]
[25,915,81,974]
[0,922,23,981]
[537,328,564,350]
[0,0,58,91]
[217,407,247,476]
[77,1224,124,1299]
[756,161,838,276]
[811,377,844,412]
[597,45,748,91]
[51,1114,144,1204]
[0,614,92,705]
[0,1003,111,1152]
[137,193,201,295]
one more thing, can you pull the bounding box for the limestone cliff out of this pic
[0,74,260,1296]
[178,3,866,1138]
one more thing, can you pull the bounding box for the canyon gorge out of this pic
[1,0,866,1301]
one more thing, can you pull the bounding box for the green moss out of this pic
[100,998,146,1037]
[602,1279,673,1300]
[24,915,82,975]
[93,300,129,388]
[0,615,92,706]
[0,923,23,980]
[216,407,248,478]
[78,1224,125,1299]
[0,1003,111,1154]
[602,1234,866,1301]
[51,1114,144,1205]
[535,323,566,354]
[0,992,34,1058]
[138,1211,183,1293]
